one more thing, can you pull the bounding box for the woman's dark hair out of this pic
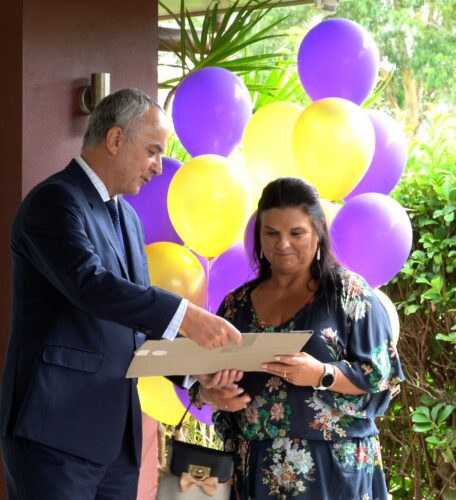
[253,176,339,301]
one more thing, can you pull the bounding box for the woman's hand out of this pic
[262,352,323,387]
[195,369,243,390]
[199,386,251,412]
[262,353,366,394]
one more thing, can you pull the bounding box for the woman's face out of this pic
[260,207,319,276]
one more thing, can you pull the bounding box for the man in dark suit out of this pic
[0,88,242,499]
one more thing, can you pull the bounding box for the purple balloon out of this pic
[174,385,213,425]
[330,193,412,288]
[172,67,252,157]
[345,110,408,200]
[124,157,183,245]
[207,242,256,313]
[297,19,379,105]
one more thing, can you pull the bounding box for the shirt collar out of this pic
[75,155,118,203]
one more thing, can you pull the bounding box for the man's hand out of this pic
[180,302,242,349]
[195,370,243,390]
[199,386,251,413]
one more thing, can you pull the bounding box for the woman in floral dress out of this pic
[196,177,404,499]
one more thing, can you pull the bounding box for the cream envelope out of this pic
[126,331,313,377]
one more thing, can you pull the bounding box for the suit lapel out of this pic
[66,161,130,279]
[96,200,130,279]
[118,200,144,285]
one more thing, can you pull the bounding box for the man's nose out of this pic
[151,155,163,176]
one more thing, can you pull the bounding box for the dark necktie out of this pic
[105,199,127,262]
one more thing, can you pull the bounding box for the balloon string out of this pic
[205,257,213,312]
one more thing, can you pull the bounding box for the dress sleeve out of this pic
[317,271,404,419]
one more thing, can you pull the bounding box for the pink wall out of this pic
[0,1,161,498]
[22,0,159,195]
[138,413,161,499]
[0,2,22,409]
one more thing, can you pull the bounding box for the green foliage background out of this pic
[157,1,456,497]
[381,112,455,498]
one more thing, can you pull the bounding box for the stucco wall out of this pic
[0,1,160,497]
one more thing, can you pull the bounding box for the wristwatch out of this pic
[313,363,336,390]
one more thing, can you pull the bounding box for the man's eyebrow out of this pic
[148,143,164,153]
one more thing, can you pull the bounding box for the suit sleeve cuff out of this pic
[161,299,188,340]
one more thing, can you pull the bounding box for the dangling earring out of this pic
[316,246,321,261]
[260,248,264,259]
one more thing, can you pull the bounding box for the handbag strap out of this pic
[174,400,193,433]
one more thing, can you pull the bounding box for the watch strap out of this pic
[312,363,336,391]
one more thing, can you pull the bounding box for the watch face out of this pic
[321,373,335,387]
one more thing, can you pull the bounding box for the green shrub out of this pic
[381,111,455,498]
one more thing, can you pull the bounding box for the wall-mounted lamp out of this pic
[314,0,339,12]
[78,73,111,114]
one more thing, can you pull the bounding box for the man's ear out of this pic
[106,126,123,155]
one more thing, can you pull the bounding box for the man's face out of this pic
[110,107,170,196]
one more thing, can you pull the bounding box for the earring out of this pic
[316,246,321,261]
[260,248,264,259]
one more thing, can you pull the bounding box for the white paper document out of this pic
[126,330,313,377]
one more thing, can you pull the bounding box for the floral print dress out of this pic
[213,268,404,500]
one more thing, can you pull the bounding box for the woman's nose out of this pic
[277,236,291,248]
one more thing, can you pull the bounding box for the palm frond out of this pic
[199,3,212,57]
[185,11,202,56]
[211,0,241,44]
[243,63,309,111]
[158,0,289,107]
[363,74,394,108]
[179,0,187,71]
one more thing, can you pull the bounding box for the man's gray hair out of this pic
[83,88,163,147]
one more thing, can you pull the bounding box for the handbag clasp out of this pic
[188,464,211,480]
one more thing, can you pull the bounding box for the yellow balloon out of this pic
[242,102,304,199]
[319,198,342,228]
[229,149,262,213]
[138,376,189,426]
[145,242,207,308]
[293,98,375,201]
[374,289,400,346]
[168,155,251,259]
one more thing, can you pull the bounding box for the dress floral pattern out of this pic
[213,268,404,499]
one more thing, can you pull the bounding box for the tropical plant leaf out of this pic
[158,0,288,108]
[179,0,187,71]
[363,73,394,108]
[199,3,211,57]
[185,10,202,56]
[242,62,309,111]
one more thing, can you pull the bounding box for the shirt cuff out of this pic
[162,299,188,340]
[182,376,196,389]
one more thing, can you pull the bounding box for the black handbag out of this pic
[156,401,233,499]
[168,437,233,483]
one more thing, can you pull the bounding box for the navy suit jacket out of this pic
[0,160,182,464]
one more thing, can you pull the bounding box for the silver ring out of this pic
[283,372,287,379]
[224,404,228,411]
